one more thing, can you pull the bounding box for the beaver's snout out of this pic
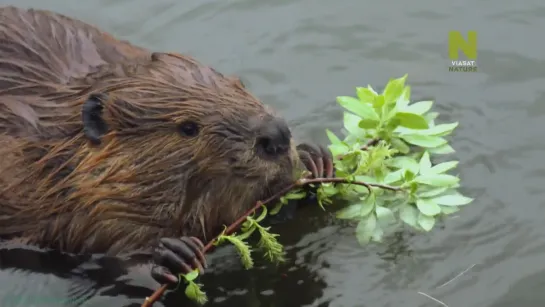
[254,116,292,159]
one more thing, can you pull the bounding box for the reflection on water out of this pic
[1,0,545,306]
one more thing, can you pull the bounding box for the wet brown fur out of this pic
[0,6,302,255]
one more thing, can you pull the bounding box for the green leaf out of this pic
[429,161,459,174]
[421,122,458,137]
[185,281,208,305]
[358,118,380,129]
[343,134,358,144]
[219,234,254,269]
[403,100,434,115]
[344,112,365,136]
[319,183,338,197]
[285,191,307,200]
[376,206,396,225]
[269,202,284,215]
[433,193,473,206]
[416,198,441,216]
[418,187,448,198]
[383,169,403,184]
[394,122,458,137]
[428,144,456,155]
[326,129,343,146]
[400,204,418,228]
[372,226,384,242]
[356,86,378,103]
[254,205,268,222]
[238,223,256,240]
[425,112,439,121]
[418,213,435,231]
[394,112,429,129]
[383,74,408,103]
[425,114,437,127]
[360,193,376,216]
[337,96,380,121]
[336,203,362,219]
[401,134,447,148]
[419,151,432,174]
[255,225,285,263]
[183,269,200,282]
[329,144,348,157]
[388,156,420,174]
[352,185,372,194]
[415,174,460,187]
[396,86,411,109]
[390,137,410,154]
[385,105,399,122]
[440,206,460,215]
[404,169,416,182]
[386,119,401,135]
[403,85,411,101]
[373,94,386,109]
[392,126,415,135]
[356,214,377,245]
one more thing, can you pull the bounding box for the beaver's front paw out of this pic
[151,237,207,286]
[296,143,335,178]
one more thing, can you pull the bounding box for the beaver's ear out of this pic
[82,93,109,145]
[150,52,163,61]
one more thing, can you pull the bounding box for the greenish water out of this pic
[1,0,545,306]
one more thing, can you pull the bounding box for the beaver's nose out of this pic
[256,117,292,158]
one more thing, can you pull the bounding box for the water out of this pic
[0,0,544,306]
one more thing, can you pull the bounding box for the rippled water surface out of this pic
[1,0,544,306]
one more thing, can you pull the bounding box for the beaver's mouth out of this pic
[228,151,300,206]
[256,175,296,204]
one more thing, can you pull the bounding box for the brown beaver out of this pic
[0,6,334,286]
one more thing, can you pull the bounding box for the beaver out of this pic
[0,6,334,286]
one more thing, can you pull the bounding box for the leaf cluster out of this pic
[181,206,286,304]
[319,74,473,244]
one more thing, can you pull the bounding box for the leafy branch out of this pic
[141,74,474,306]
[321,73,473,243]
[141,177,400,306]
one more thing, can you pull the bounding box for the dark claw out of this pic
[151,236,207,286]
[292,142,336,209]
[298,149,318,177]
[151,265,179,285]
[296,143,335,179]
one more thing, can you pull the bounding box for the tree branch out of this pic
[141,172,400,307]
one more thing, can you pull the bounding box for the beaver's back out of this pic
[0,6,157,139]
[0,6,152,91]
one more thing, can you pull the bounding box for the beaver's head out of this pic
[43,52,303,243]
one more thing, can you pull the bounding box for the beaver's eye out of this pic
[177,121,199,137]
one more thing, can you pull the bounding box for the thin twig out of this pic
[417,292,449,307]
[336,137,380,160]
[141,176,398,306]
[437,264,476,289]
[413,264,476,307]
[361,137,380,151]
[299,177,400,192]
